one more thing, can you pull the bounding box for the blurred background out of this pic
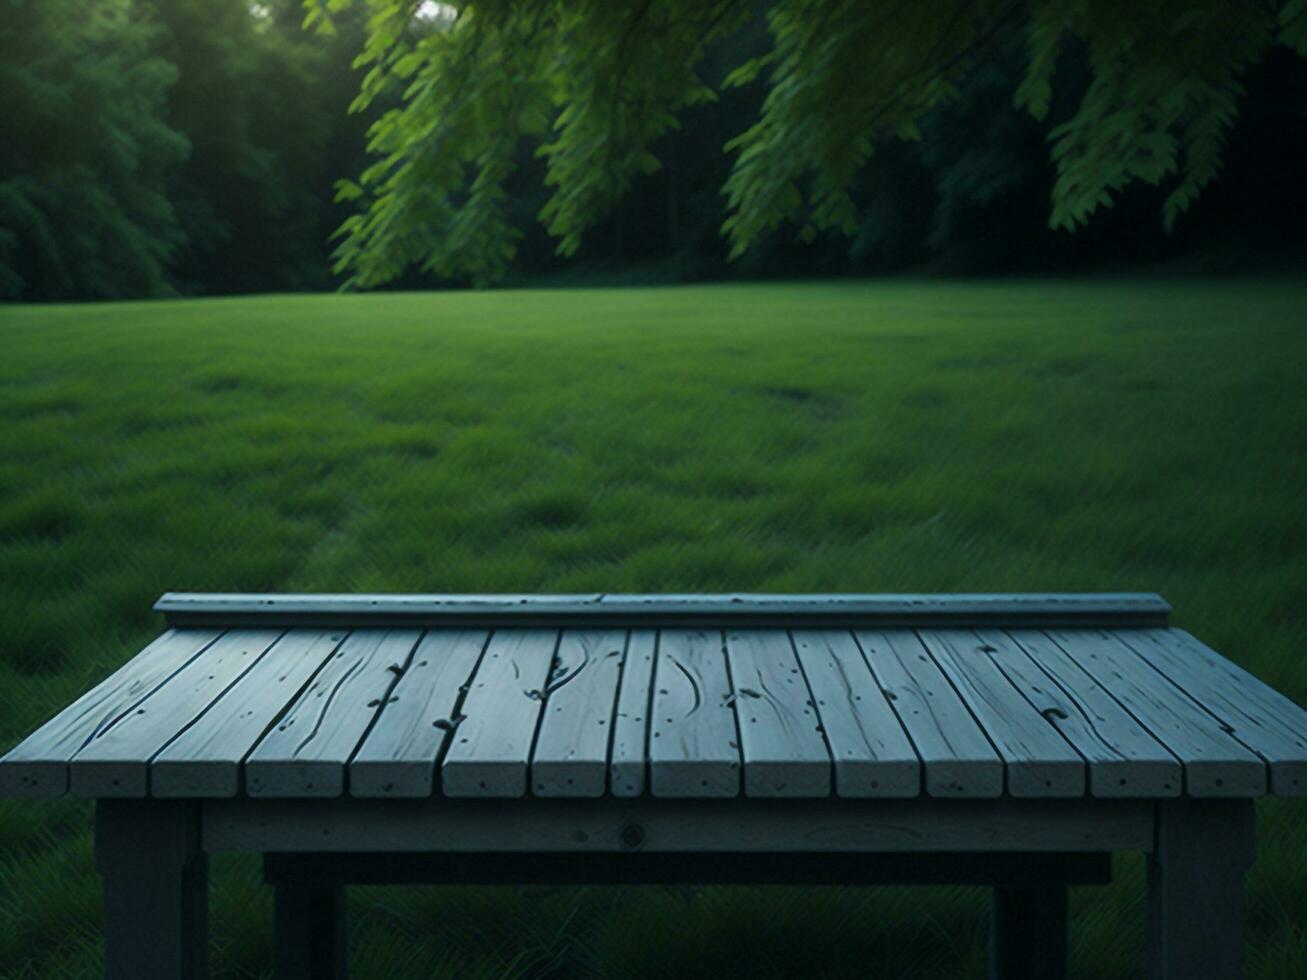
[3,0,1305,302]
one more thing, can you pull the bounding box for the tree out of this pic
[0,0,188,300]
[149,0,356,294]
[311,0,1307,288]
[0,0,381,301]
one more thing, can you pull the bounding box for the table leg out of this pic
[988,885,1068,979]
[1147,798,1255,980]
[275,881,348,979]
[94,799,208,980]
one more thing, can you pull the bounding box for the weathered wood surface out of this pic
[918,630,1085,797]
[856,630,1004,797]
[6,594,1305,802]
[609,630,657,797]
[152,630,347,797]
[349,629,488,797]
[156,591,1172,628]
[649,630,741,797]
[264,849,1113,887]
[95,800,207,980]
[724,630,830,797]
[0,629,221,797]
[71,630,284,797]
[441,629,557,797]
[202,797,1156,854]
[1117,628,1307,796]
[1050,631,1267,797]
[791,630,920,797]
[244,630,421,797]
[1147,799,1256,979]
[531,630,627,797]
[995,630,1181,798]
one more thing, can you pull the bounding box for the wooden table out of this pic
[3,593,1305,979]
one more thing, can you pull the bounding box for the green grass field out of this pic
[1,280,1305,977]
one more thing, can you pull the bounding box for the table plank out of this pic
[151,630,348,797]
[157,591,1172,629]
[0,629,222,797]
[791,630,920,797]
[855,630,1003,797]
[441,629,558,797]
[917,630,1085,797]
[349,630,489,797]
[1115,628,1307,796]
[650,629,741,797]
[610,630,657,797]
[1049,630,1266,796]
[724,630,831,797]
[989,630,1180,797]
[205,798,1155,854]
[531,630,627,797]
[244,629,422,797]
[70,630,284,797]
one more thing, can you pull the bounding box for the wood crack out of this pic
[293,657,365,756]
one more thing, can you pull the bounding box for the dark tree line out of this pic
[1,0,378,301]
[504,24,1307,285]
[2,1,1304,301]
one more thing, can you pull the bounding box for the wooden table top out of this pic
[3,593,1304,801]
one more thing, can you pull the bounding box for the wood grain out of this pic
[349,630,489,797]
[531,630,627,797]
[71,630,283,797]
[917,630,1085,797]
[0,630,221,797]
[724,630,831,797]
[441,630,558,797]
[244,630,422,797]
[1116,628,1307,796]
[999,629,1180,797]
[791,630,920,797]
[609,630,657,797]
[1050,630,1266,796]
[649,630,741,797]
[151,630,347,797]
[855,630,1003,797]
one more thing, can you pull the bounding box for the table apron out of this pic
[200,798,1156,854]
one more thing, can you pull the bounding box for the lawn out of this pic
[1,279,1305,977]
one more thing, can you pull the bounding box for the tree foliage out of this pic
[1,0,1300,300]
[151,0,343,293]
[312,0,1307,287]
[0,0,187,300]
[0,0,378,301]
